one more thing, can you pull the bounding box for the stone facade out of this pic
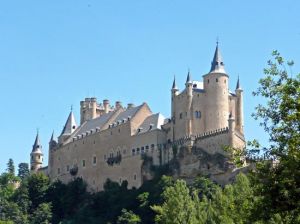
[30,44,246,191]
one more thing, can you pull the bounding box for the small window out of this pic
[195,111,201,119]
[58,168,60,174]
[224,79,226,83]
[67,165,70,172]
[145,145,149,150]
[141,147,145,154]
[118,129,120,133]
[93,156,97,164]
[207,79,209,83]
[179,113,183,119]
[134,174,137,180]
[216,78,218,82]
[132,149,136,156]
[137,148,140,155]
[82,160,86,167]
[151,144,155,150]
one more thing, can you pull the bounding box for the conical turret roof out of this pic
[186,70,192,84]
[209,43,226,74]
[32,132,42,154]
[236,76,241,90]
[172,76,178,90]
[61,111,77,136]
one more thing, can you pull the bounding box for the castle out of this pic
[30,44,245,191]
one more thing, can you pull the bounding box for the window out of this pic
[141,147,145,154]
[67,165,70,172]
[151,144,155,150]
[207,79,209,83]
[145,145,149,150]
[134,174,137,180]
[93,156,97,165]
[224,79,226,83]
[132,149,136,156]
[179,113,183,119]
[195,111,201,119]
[136,148,140,155]
[82,160,86,167]
[57,168,60,174]
[216,78,218,82]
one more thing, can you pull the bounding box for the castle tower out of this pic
[49,131,57,150]
[203,43,229,131]
[171,76,179,141]
[235,77,244,134]
[58,110,77,144]
[30,132,43,172]
[80,97,98,124]
[185,71,193,136]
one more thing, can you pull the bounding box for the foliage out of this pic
[117,209,141,224]
[17,163,29,180]
[6,159,14,176]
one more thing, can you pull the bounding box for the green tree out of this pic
[30,203,52,224]
[152,179,197,224]
[17,163,29,180]
[6,159,15,176]
[250,51,300,222]
[117,209,141,224]
[27,173,50,211]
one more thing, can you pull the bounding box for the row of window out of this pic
[207,78,226,83]
[179,111,202,119]
[132,144,155,156]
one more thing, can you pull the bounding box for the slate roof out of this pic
[32,133,43,154]
[61,111,77,136]
[210,43,226,74]
[136,113,165,134]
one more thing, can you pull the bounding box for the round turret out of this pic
[30,133,44,172]
[203,44,229,131]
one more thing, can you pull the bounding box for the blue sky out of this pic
[0,1,299,172]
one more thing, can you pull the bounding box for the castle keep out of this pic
[30,44,245,190]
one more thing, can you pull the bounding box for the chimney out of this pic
[127,103,134,109]
[115,101,122,109]
[103,99,110,113]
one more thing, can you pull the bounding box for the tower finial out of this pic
[186,69,192,84]
[71,104,73,111]
[216,36,219,46]
[236,75,241,89]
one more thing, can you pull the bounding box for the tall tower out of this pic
[171,76,179,141]
[185,71,193,136]
[235,77,244,133]
[203,43,229,131]
[30,132,43,172]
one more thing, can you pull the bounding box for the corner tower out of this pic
[203,43,229,131]
[30,132,43,172]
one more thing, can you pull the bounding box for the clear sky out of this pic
[0,1,299,172]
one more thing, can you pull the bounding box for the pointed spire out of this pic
[172,76,178,90]
[61,111,77,136]
[32,131,42,153]
[186,69,192,84]
[50,131,54,142]
[210,42,226,74]
[236,76,241,89]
